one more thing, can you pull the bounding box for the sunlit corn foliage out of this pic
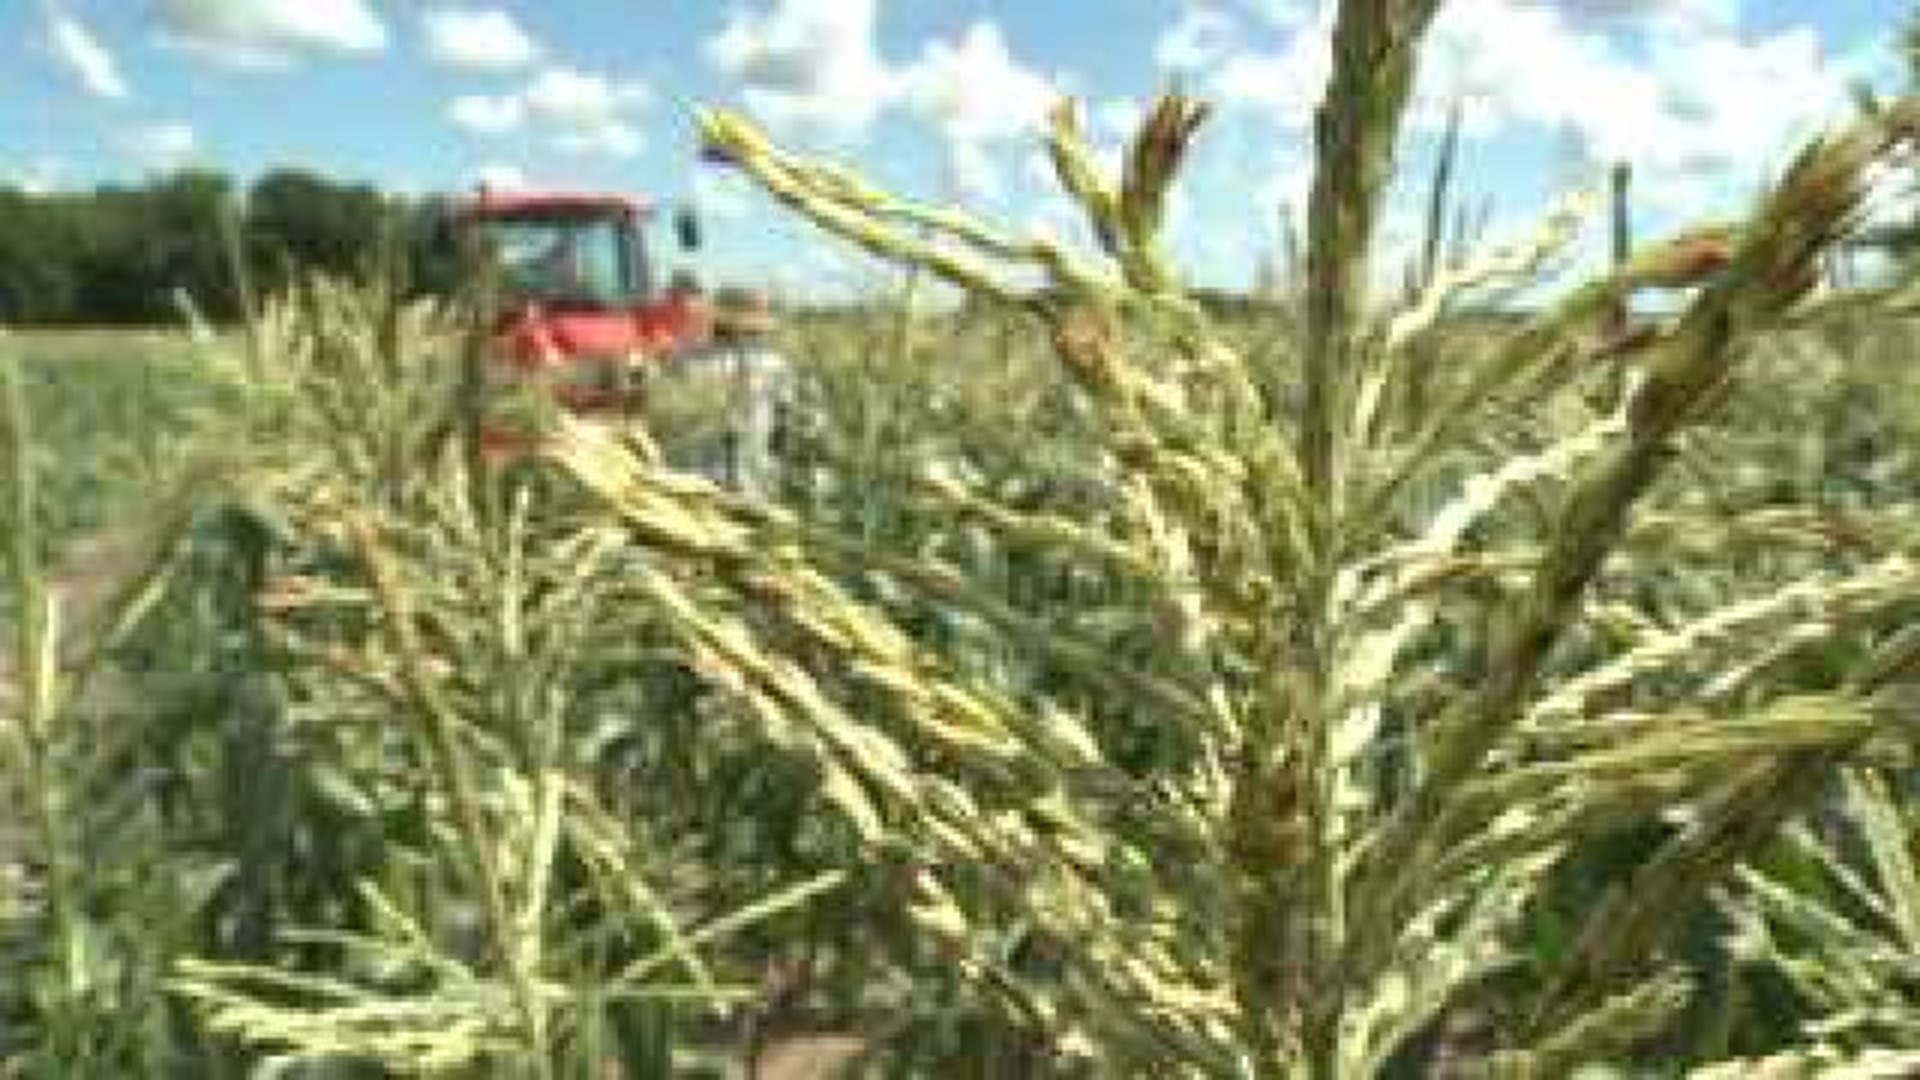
[2,288,840,1077]
[8,0,1920,1076]
[657,0,1920,1071]
[1696,768,1920,1077]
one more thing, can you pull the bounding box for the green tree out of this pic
[244,168,391,294]
[67,170,236,324]
[0,187,80,323]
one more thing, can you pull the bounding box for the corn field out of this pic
[10,2,1920,1076]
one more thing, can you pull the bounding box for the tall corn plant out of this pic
[143,277,849,1077]
[1696,765,1920,1076]
[527,3,1920,1074]
[2,326,258,1076]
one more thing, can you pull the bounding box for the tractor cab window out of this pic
[482,211,648,309]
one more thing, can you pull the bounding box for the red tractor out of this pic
[447,185,789,485]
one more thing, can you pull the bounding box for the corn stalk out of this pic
[682,2,1920,1070]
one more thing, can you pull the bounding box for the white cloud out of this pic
[1240,0,1316,27]
[707,5,1063,196]
[447,66,651,158]
[1155,7,1240,74]
[900,22,1061,198]
[122,123,197,170]
[693,168,757,222]
[705,0,898,138]
[474,162,530,190]
[1091,98,1145,143]
[1257,158,1313,221]
[1157,0,1871,225]
[8,156,71,195]
[422,8,541,72]
[1204,5,1336,131]
[901,23,1057,146]
[554,123,643,158]
[522,68,648,129]
[1415,1,1858,217]
[1417,2,1649,140]
[46,6,129,100]
[450,94,523,135]
[152,0,386,71]
[1076,97,1146,177]
[1554,0,1737,31]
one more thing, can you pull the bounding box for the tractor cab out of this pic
[450,188,712,456]
[446,183,794,494]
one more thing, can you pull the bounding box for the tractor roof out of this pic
[455,189,651,219]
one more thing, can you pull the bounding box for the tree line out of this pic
[0,168,457,327]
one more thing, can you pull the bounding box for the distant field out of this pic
[3,327,223,558]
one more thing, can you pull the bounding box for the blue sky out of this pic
[5,1,1916,296]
